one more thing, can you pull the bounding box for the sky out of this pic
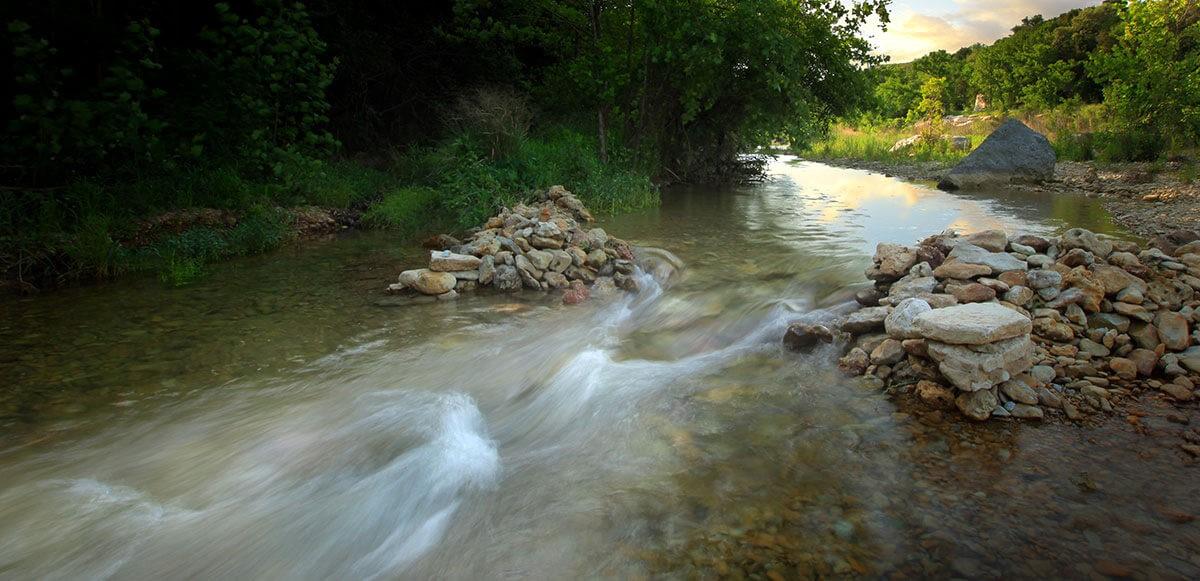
[870,0,1104,63]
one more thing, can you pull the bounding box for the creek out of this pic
[2,158,1195,578]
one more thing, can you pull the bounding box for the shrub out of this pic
[1095,129,1165,162]
[363,186,439,233]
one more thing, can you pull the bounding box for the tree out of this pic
[1088,0,1200,145]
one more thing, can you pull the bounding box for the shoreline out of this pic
[806,156,1200,241]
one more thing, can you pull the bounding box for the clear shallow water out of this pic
[1,158,1196,579]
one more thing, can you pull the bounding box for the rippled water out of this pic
[2,158,1196,579]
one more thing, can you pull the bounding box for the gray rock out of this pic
[888,275,937,301]
[526,249,553,271]
[1154,311,1190,351]
[957,389,999,421]
[1030,365,1056,384]
[929,335,1035,392]
[947,243,1027,274]
[938,119,1055,190]
[964,229,1008,253]
[494,264,521,292]
[1065,228,1108,258]
[842,307,890,334]
[1026,269,1062,290]
[885,298,932,339]
[478,255,496,285]
[1010,404,1044,420]
[1001,379,1039,405]
[915,302,1032,345]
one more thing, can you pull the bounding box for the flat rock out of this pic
[928,335,1035,392]
[915,302,1032,345]
[430,250,482,272]
[842,307,890,334]
[947,243,1027,274]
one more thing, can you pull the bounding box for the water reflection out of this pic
[0,159,1192,579]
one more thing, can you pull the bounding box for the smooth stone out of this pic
[1004,285,1034,305]
[870,339,905,366]
[946,243,1027,274]
[783,323,835,351]
[964,230,1008,252]
[1061,227,1113,258]
[888,275,937,301]
[956,389,999,421]
[411,270,457,295]
[1010,404,1044,420]
[1154,311,1190,351]
[885,298,932,339]
[429,250,482,272]
[914,303,1032,345]
[1000,379,1039,405]
[933,260,992,280]
[842,307,891,334]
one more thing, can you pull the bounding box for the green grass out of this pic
[802,126,983,163]
[2,125,658,291]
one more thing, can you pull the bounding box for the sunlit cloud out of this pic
[869,0,1103,63]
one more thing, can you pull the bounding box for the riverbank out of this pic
[1,128,659,294]
[788,224,1200,460]
[809,157,1200,240]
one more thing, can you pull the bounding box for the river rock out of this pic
[948,282,996,303]
[430,250,481,272]
[1091,265,1144,295]
[916,380,956,409]
[1004,285,1034,305]
[1010,404,1044,420]
[784,323,835,351]
[478,255,496,285]
[947,243,1027,274]
[933,260,992,280]
[494,264,521,292]
[885,298,931,339]
[843,307,891,334]
[868,244,918,281]
[839,348,870,376]
[870,339,905,366]
[1155,311,1190,351]
[937,119,1055,190]
[915,302,1032,345]
[956,389,999,421]
[411,269,457,295]
[964,230,1008,253]
[1001,378,1039,405]
[928,336,1035,392]
[888,275,937,301]
[1061,228,1113,258]
[1109,357,1138,380]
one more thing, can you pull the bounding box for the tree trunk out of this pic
[591,0,608,163]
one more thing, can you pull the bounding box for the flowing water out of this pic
[1,158,1197,579]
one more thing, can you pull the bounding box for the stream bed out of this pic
[1,158,1196,579]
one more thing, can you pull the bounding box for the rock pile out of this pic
[787,227,1200,422]
[388,185,639,302]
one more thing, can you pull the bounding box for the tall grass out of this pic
[803,126,983,163]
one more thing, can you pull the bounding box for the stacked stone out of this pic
[787,226,1200,422]
[388,185,638,303]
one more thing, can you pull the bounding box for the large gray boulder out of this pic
[937,119,1055,190]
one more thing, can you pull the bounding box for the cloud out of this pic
[871,0,1103,63]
